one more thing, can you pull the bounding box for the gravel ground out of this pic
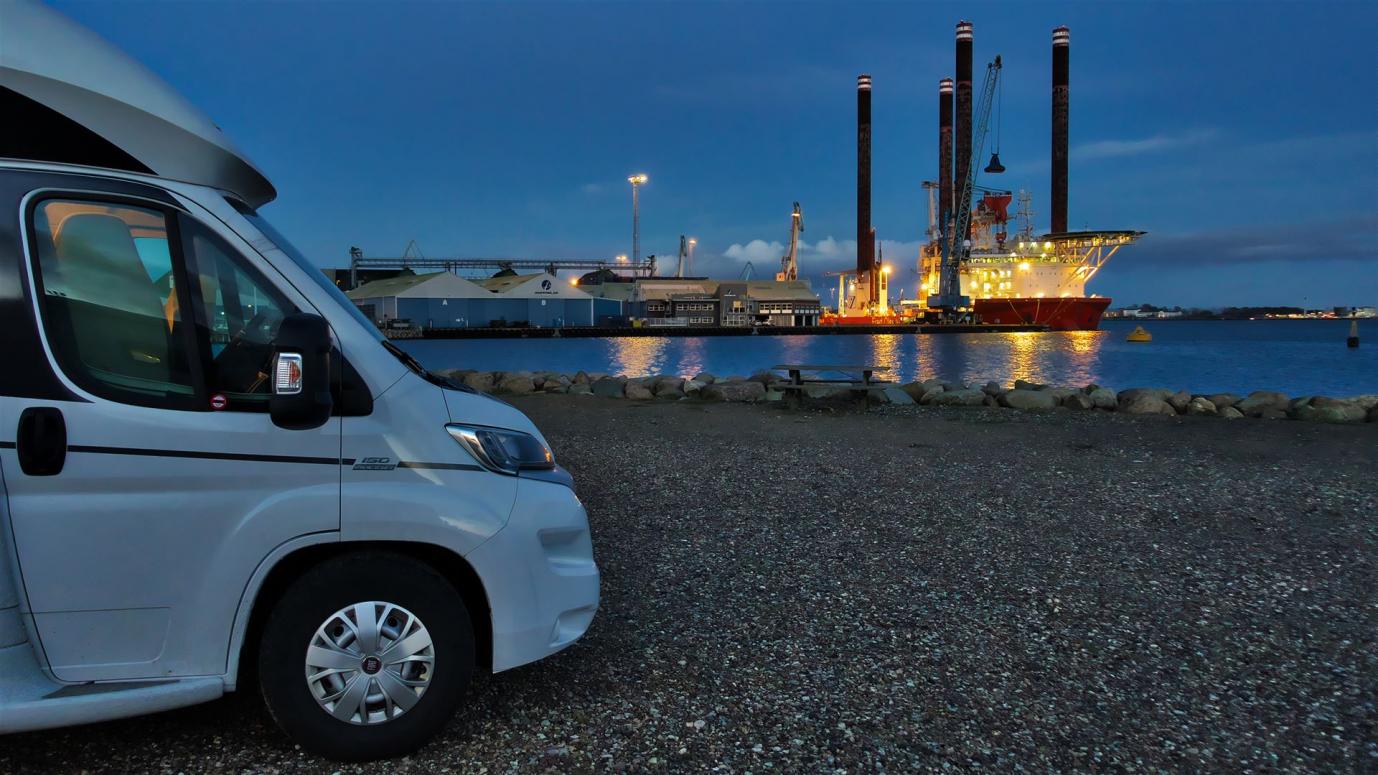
[4,397,1376,772]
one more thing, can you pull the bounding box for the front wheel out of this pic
[257,553,475,761]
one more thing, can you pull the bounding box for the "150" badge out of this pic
[352,457,397,471]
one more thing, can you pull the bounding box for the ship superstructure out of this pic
[911,23,1145,330]
[918,189,1142,328]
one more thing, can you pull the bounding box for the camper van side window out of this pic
[28,199,201,408]
[180,219,297,410]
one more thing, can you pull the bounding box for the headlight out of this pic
[446,424,554,475]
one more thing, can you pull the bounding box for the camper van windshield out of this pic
[228,202,385,344]
[225,199,470,390]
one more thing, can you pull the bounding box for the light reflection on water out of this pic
[399,319,1377,396]
[605,336,669,377]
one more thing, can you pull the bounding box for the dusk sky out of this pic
[50,0,1378,308]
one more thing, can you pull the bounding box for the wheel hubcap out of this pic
[304,601,434,725]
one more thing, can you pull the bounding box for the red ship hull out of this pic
[819,314,903,326]
[974,296,1111,331]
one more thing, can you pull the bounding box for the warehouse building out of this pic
[347,271,621,329]
[475,272,623,327]
[584,277,822,327]
[347,272,489,328]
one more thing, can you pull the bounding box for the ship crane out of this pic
[1015,189,1035,242]
[822,270,855,314]
[776,202,804,282]
[930,54,1002,317]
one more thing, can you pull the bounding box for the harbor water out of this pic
[398,319,1377,397]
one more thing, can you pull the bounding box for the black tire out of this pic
[257,552,475,761]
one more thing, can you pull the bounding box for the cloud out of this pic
[874,239,923,266]
[1126,214,1378,267]
[1072,128,1218,162]
[723,239,786,263]
[808,236,845,258]
[719,235,924,275]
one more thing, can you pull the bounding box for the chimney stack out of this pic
[954,21,973,238]
[1052,25,1070,234]
[857,74,873,282]
[938,78,954,238]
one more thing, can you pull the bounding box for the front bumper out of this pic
[464,472,599,672]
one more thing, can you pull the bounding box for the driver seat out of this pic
[50,213,177,384]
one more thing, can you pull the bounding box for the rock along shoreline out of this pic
[435,369,1378,424]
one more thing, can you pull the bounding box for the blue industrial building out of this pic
[347,271,621,329]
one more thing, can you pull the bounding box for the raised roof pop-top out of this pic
[0,0,275,207]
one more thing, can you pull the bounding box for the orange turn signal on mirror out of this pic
[273,353,303,395]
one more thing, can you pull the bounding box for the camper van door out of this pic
[1,172,341,682]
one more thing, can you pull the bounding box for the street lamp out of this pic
[687,237,697,276]
[628,173,648,263]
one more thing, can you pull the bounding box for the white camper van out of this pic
[0,1,598,760]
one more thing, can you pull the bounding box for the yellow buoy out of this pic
[1126,325,1152,343]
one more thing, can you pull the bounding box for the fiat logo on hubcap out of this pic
[361,656,382,675]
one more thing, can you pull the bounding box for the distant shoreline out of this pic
[405,322,1050,340]
[389,316,1369,340]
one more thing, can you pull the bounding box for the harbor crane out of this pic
[930,54,1002,316]
[776,202,804,282]
[673,236,698,278]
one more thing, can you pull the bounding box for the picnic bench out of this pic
[771,364,893,409]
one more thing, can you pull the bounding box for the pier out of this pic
[409,322,1049,340]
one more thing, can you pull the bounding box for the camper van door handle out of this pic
[17,407,67,477]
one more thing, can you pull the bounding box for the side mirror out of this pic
[270,313,334,430]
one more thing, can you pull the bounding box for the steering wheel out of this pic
[217,308,284,393]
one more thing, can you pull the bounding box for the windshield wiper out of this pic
[381,340,474,392]
[381,339,425,373]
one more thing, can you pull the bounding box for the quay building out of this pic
[343,270,823,330]
[579,275,823,328]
